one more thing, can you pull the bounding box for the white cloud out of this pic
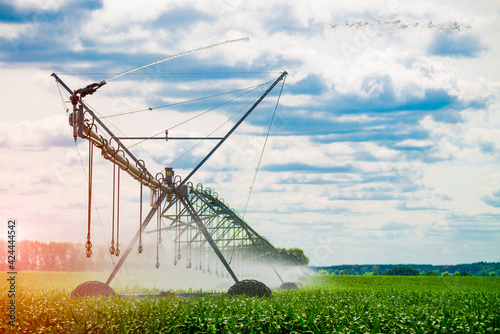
[88,0,180,26]
[0,114,71,150]
[0,22,33,39]
[396,139,434,148]
[336,114,385,123]
[9,0,68,11]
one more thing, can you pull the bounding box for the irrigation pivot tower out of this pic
[52,65,295,296]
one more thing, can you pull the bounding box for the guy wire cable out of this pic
[242,75,287,218]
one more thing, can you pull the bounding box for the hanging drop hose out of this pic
[158,192,162,244]
[110,164,116,255]
[187,222,192,268]
[138,183,143,253]
[85,140,93,257]
[156,200,160,268]
[174,200,178,265]
[115,167,120,256]
[176,200,181,263]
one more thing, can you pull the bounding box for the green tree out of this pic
[276,248,309,265]
[341,269,349,276]
[384,266,420,276]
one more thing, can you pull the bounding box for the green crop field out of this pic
[1,272,499,333]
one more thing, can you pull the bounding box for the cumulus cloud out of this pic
[0,115,72,150]
[0,22,32,39]
[7,0,70,11]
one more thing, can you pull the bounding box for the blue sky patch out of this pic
[429,33,485,57]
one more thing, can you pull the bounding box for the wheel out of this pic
[227,279,272,298]
[70,281,117,298]
[279,282,299,290]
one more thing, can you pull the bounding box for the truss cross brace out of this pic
[180,196,239,283]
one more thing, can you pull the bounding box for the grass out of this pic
[1,272,499,333]
[308,274,500,292]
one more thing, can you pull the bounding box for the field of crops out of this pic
[1,272,499,333]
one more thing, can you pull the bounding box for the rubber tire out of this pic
[279,282,299,290]
[71,281,117,298]
[227,279,272,298]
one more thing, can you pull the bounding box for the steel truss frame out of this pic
[51,71,289,286]
[161,182,284,264]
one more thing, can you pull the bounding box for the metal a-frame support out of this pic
[52,71,288,287]
[103,72,287,285]
[179,196,239,282]
[106,189,239,284]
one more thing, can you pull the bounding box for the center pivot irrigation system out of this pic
[52,38,303,297]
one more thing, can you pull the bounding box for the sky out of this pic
[0,0,499,267]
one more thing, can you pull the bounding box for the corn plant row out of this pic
[1,275,499,333]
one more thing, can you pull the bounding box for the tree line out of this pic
[1,240,113,271]
[313,263,500,277]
